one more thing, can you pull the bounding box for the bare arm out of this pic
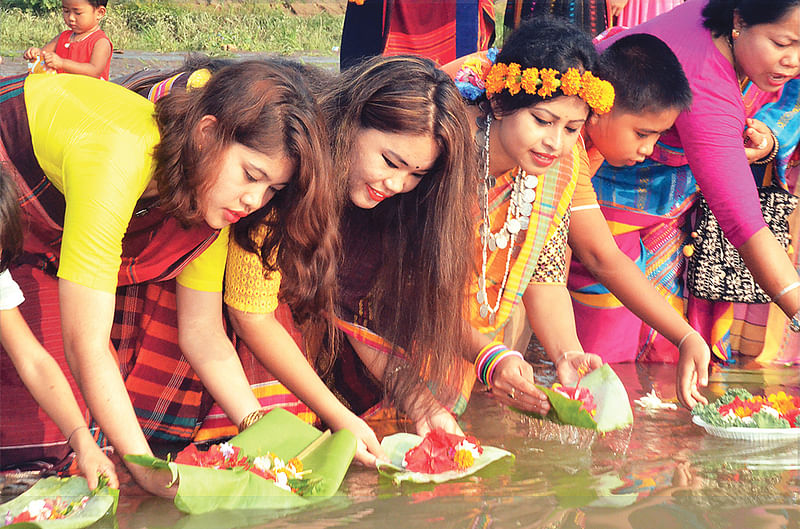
[175,285,261,426]
[1,306,118,489]
[569,207,710,407]
[227,307,385,465]
[42,38,111,77]
[59,279,171,496]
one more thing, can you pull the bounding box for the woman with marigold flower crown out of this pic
[442,18,611,414]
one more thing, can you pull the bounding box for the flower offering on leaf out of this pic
[692,388,800,429]
[3,496,89,525]
[401,428,483,474]
[173,442,314,495]
[552,383,597,417]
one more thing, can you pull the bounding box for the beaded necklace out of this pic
[476,114,538,325]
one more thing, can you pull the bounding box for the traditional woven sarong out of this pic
[0,75,220,464]
[568,81,794,364]
[340,0,495,68]
[504,0,608,38]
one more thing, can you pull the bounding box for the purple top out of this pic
[598,0,780,247]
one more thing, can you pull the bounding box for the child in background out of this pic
[0,170,118,490]
[23,0,112,80]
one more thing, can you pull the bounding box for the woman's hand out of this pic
[676,332,710,409]
[743,118,774,163]
[413,403,464,438]
[488,354,550,414]
[554,350,602,387]
[126,463,177,499]
[328,411,386,467]
[71,429,119,490]
[607,0,628,18]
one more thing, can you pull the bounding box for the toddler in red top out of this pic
[23,0,112,80]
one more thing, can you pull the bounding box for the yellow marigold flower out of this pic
[288,457,303,473]
[580,72,615,114]
[520,67,540,94]
[560,68,582,96]
[506,63,522,95]
[538,68,560,98]
[454,449,475,470]
[767,391,796,414]
[485,63,509,96]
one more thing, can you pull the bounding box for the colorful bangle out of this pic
[238,408,267,433]
[474,341,524,386]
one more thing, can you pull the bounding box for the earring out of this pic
[732,29,741,39]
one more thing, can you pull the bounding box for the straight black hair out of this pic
[598,33,692,114]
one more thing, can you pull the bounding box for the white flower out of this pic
[634,390,677,411]
[253,456,271,472]
[760,406,780,418]
[219,442,235,459]
[25,500,47,519]
[273,470,291,491]
[455,440,481,458]
[741,416,755,425]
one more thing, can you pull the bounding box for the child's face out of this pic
[492,95,589,175]
[62,0,105,35]
[585,107,680,167]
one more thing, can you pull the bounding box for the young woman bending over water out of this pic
[226,56,476,466]
[0,61,334,495]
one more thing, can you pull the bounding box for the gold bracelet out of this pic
[238,408,267,433]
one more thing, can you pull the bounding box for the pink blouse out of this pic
[599,0,780,247]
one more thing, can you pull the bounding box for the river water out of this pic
[103,359,799,529]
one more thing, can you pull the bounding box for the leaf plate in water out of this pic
[377,432,513,485]
[126,408,356,514]
[0,476,117,528]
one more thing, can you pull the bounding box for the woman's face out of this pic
[348,128,439,209]
[492,95,589,175]
[200,141,294,229]
[735,7,800,92]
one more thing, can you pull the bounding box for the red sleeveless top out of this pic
[54,29,112,80]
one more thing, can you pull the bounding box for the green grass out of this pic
[1,0,507,58]
[1,1,345,56]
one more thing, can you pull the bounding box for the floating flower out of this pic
[402,429,483,474]
[5,496,89,524]
[552,384,597,416]
[693,388,800,429]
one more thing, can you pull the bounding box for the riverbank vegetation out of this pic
[1,1,344,56]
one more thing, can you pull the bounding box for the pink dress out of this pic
[616,0,684,28]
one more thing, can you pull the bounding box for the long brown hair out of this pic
[153,59,339,325]
[0,168,23,273]
[322,56,477,415]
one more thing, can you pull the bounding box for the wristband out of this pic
[677,330,701,350]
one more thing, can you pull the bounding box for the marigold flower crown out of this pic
[453,49,615,115]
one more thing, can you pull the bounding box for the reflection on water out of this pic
[72,360,800,528]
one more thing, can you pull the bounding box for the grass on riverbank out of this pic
[1,2,344,57]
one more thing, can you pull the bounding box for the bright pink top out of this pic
[616,0,683,28]
[54,29,112,80]
[599,0,781,248]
